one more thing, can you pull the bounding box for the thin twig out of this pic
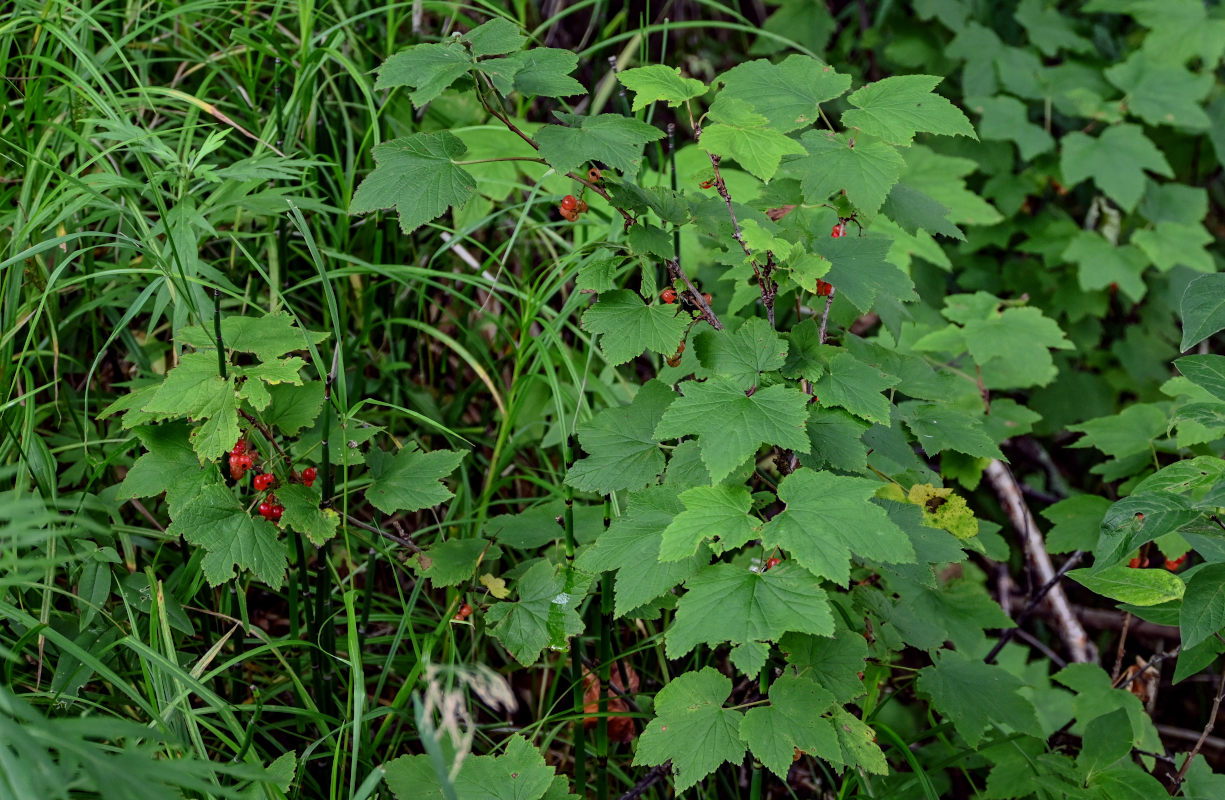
[1112,612,1133,683]
[664,259,723,330]
[340,513,423,553]
[617,764,671,800]
[1173,666,1225,786]
[985,459,1096,664]
[818,288,836,343]
[984,550,1084,664]
[1115,645,1178,691]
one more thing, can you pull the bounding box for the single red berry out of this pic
[232,439,247,456]
[701,292,712,305]
[560,194,578,211]
[455,602,473,620]
[576,199,588,214]
[271,504,283,521]
[303,466,317,482]
[661,288,678,304]
[700,178,715,189]
[831,222,846,238]
[258,501,272,519]
[816,279,833,297]
[560,206,579,222]
[1165,554,1187,571]
[764,557,782,571]
[1128,556,1147,568]
[587,167,602,183]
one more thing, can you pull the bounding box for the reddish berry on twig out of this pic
[816,279,834,297]
[764,557,781,571]
[831,222,846,238]
[661,288,677,304]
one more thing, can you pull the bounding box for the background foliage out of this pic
[5,1,1225,798]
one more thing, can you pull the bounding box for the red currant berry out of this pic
[303,467,317,482]
[560,206,579,222]
[258,501,272,518]
[271,504,283,521]
[576,199,588,214]
[816,279,833,297]
[764,557,781,571]
[701,292,713,305]
[253,473,273,491]
[560,194,578,211]
[831,222,846,238]
[1165,554,1187,571]
[661,288,677,304]
[699,178,715,189]
[587,167,602,183]
[455,602,473,620]
[1128,556,1146,568]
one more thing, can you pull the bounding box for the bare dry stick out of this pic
[985,459,1096,664]
[665,259,723,330]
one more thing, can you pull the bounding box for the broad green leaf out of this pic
[1067,565,1184,606]
[1060,125,1173,211]
[729,641,770,678]
[1177,355,1225,403]
[617,65,706,110]
[633,668,746,792]
[375,42,472,107]
[1096,491,1200,566]
[779,630,868,702]
[1042,494,1112,553]
[693,318,788,390]
[167,484,287,587]
[536,114,664,176]
[1088,764,1172,800]
[1180,273,1225,351]
[265,382,325,437]
[813,235,917,313]
[141,352,239,463]
[581,289,691,365]
[462,17,526,57]
[901,144,1002,225]
[416,538,501,588]
[700,97,806,181]
[830,708,889,774]
[1132,222,1214,273]
[804,406,871,474]
[385,735,555,800]
[118,423,214,518]
[790,130,904,215]
[898,402,1003,460]
[653,378,810,483]
[659,484,759,560]
[965,94,1054,160]
[350,132,477,234]
[573,487,704,617]
[1062,231,1149,302]
[494,49,586,97]
[565,380,673,493]
[365,445,465,515]
[842,75,976,144]
[881,182,965,240]
[962,304,1073,389]
[277,483,339,547]
[717,55,851,132]
[813,352,899,425]
[1053,663,1163,754]
[761,469,914,585]
[98,381,160,429]
[1180,564,1225,650]
[1068,403,1167,458]
[916,650,1042,746]
[178,312,328,362]
[667,562,834,658]
[1078,708,1132,775]
[485,560,587,665]
[1104,51,1212,129]
[740,675,840,779]
[1015,0,1094,54]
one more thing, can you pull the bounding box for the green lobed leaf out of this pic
[580,290,691,366]
[700,97,806,182]
[140,352,239,464]
[375,41,473,107]
[653,378,810,484]
[779,630,868,702]
[350,132,477,234]
[898,402,1004,460]
[365,445,465,515]
[492,49,586,97]
[666,562,834,659]
[633,668,746,792]
[881,182,965,240]
[916,650,1042,746]
[1060,124,1173,211]
[536,114,665,176]
[965,94,1055,160]
[462,17,526,57]
[117,423,214,515]
[617,64,707,110]
[1062,231,1149,302]
[790,131,905,216]
[693,318,788,390]
[1068,403,1167,458]
[264,382,325,437]
[813,235,917,313]
[716,55,851,133]
[416,538,501,588]
[813,352,899,425]
[659,484,759,561]
[276,483,338,547]
[761,469,915,585]
[1176,355,1225,403]
[1132,221,1214,273]
[565,379,673,493]
[385,735,556,800]
[1104,51,1212,129]
[740,675,840,779]
[167,484,287,587]
[178,312,328,362]
[842,74,977,145]
[485,560,588,666]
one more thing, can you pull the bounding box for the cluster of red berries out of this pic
[816,279,834,297]
[229,440,254,480]
[454,602,473,621]
[763,556,782,571]
[559,193,589,222]
[258,496,284,523]
[699,178,716,189]
[301,466,317,487]
[1127,553,1186,571]
[831,221,847,238]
